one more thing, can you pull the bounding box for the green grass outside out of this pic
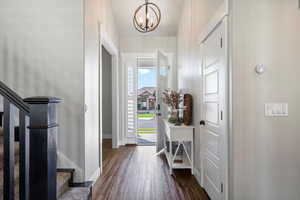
[137,132,157,134]
[137,128,158,134]
[137,113,155,119]
[137,128,157,131]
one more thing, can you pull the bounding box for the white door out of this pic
[200,21,228,200]
[156,50,169,153]
[125,61,137,143]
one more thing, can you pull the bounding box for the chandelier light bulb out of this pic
[138,16,144,26]
[149,18,154,28]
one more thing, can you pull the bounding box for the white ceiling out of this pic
[112,0,184,37]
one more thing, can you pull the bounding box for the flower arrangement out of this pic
[162,90,182,124]
[162,90,181,109]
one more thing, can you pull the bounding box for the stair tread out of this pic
[58,187,91,200]
[0,128,91,199]
[0,171,73,199]
[0,127,21,171]
[0,143,20,171]
[0,170,72,195]
[57,171,72,197]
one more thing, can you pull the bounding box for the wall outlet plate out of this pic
[265,103,288,117]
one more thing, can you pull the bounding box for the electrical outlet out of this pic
[265,103,288,117]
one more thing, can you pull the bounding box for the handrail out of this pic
[0,81,30,113]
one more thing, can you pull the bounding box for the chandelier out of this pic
[133,0,161,33]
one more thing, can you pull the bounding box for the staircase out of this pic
[0,81,92,200]
[0,127,91,199]
[56,169,92,200]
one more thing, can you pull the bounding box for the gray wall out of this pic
[0,0,85,181]
[102,46,112,138]
[231,0,300,199]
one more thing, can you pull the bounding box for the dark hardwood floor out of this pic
[93,139,209,200]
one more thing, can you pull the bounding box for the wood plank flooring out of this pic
[93,139,209,200]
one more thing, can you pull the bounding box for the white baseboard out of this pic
[103,132,112,139]
[119,137,137,146]
[124,137,137,145]
[57,151,84,182]
[88,167,101,184]
[194,167,202,186]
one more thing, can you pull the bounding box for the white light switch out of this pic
[265,103,288,117]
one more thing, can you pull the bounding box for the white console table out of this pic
[159,119,194,175]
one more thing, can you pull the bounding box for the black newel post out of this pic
[23,97,62,200]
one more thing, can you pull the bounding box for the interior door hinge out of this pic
[221,182,224,193]
[220,37,223,48]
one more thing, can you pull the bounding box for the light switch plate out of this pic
[265,103,288,117]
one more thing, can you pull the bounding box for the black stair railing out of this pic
[0,81,30,200]
[0,81,62,200]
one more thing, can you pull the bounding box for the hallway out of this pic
[93,141,209,200]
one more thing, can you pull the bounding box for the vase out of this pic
[168,108,179,124]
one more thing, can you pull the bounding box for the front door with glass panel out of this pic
[156,50,169,153]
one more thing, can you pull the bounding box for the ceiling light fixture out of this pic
[133,0,161,33]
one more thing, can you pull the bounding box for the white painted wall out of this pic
[230,0,300,199]
[84,0,119,181]
[84,0,101,182]
[177,0,224,181]
[120,36,177,53]
[0,0,86,181]
[99,0,119,49]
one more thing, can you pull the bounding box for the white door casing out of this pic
[98,22,120,176]
[200,20,228,200]
[156,50,170,153]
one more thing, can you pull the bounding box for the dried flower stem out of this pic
[161,89,182,109]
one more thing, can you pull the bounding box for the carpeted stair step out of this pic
[0,127,20,175]
[57,169,74,198]
[0,134,20,170]
[58,187,91,200]
[0,160,20,200]
[57,170,92,200]
[0,127,92,200]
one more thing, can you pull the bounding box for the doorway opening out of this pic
[137,59,158,146]
[124,52,170,147]
[101,45,113,163]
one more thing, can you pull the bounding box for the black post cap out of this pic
[23,96,62,104]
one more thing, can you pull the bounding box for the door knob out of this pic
[157,104,161,111]
[200,120,206,126]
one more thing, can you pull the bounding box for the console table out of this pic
[159,119,194,175]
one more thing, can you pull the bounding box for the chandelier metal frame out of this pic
[133,0,161,33]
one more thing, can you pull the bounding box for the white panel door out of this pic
[156,50,169,153]
[126,62,137,142]
[201,21,228,200]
